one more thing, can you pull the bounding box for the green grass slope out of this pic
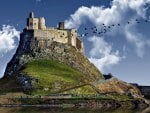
[21,59,97,95]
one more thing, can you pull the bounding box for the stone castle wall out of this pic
[26,12,84,52]
[33,29,68,44]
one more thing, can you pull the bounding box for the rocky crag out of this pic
[1,12,148,107]
[3,12,103,94]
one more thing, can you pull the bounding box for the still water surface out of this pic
[0,107,150,113]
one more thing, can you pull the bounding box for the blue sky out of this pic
[0,0,150,85]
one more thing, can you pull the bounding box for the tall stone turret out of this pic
[27,12,46,30]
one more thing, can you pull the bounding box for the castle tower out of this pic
[38,17,46,29]
[27,12,39,30]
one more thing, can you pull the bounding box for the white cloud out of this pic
[0,25,20,78]
[65,0,150,29]
[88,36,122,72]
[124,23,149,58]
[0,25,20,54]
[65,0,150,71]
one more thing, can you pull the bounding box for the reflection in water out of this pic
[0,107,145,113]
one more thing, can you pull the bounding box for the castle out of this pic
[21,12,84,53]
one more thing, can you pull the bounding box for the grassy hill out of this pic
[19,59,97,95]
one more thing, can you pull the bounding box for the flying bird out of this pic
[103,29,107,33]
[135,19,138,21]
[137,21,140,23]
[108,26,111,28]
[85,33,88,36]
[93,31,97,34]
[98,32,102,34]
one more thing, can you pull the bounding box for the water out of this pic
[0,107,149,113]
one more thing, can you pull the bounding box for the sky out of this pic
[0,0,150,85]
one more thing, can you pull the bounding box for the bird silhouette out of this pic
[108,26,111,28]
[135,19,138,21]
[79,17,150,38]
[93,31,97,34]
[112,24,115,27]
[103,29,107,33]
[98,32,103,34]
[137,21,140,23]
[84,33,88,36]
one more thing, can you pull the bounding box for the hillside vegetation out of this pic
[20,59,97,95]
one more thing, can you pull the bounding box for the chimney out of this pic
[58,22,65,30]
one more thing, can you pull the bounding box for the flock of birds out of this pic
[79,18,150,38]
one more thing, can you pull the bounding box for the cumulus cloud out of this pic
[0,25,20,54]
[65,0,150,29]
[88,36,122,72]
[124,23,150,58]
[0,25,20,78]
[65,0,150,71]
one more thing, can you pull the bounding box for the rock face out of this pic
[5,36,103,82]
[95,78,142,98]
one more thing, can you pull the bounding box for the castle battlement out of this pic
[24,12,84,53]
